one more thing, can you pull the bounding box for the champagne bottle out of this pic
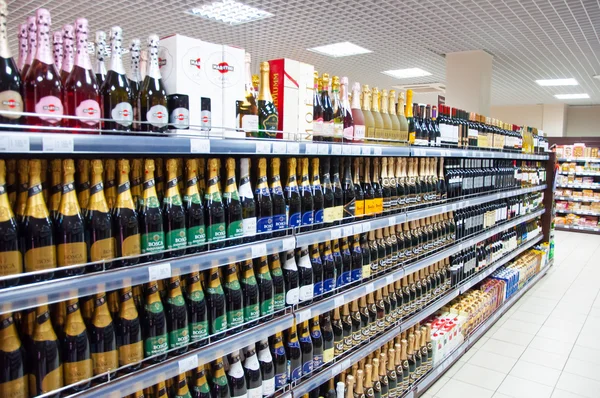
[311,158,324,228]
[192,365,210,398]
[139,159,165,260]
[62,298,92,391]
[243,345,263,398]
[239,158,257,243]
[0,2,24,126]
[238,53,259,137]
[140,35,168,132]
[363,159,375,218]
[298,320,314,375]
[331,76,343,142]
[386,349,397,398]
[364,364,374,398]
[378,353,388,398]
[206,267,227,337]
[205,159,226,249]
[163,159,187,257]
[227,350,248,398]
[254,256,274,319]
[76,159,90,217]
[23,159,56,281]
[21,17,36,80]
[297,246,314,304]
[130,159,142,209]
[128,39,142,130]
[332,239,345,288]
[360,233,371,280]
[173,372,192,398]
[359,296,370,341]
[86,160,116,271]
[343,158,356,222]
[321,241,336,295]
[59,24,73,84]
[341,303,353,351]
[350,300,362,346]
[104,159,117,210]
[350,235,363,283]
[0,313,27,398]
[166,276,189,354]
[0,160,21,287]
[90,293,118,381]
[397,93,408,143]
[116,287,143,372]
[185,272,208,347]
[312,72,324,141]
[269,332,287,390]
[332,307,344,356]
[184,159,207,253]
[268,253,285,313]
[143,281,168,362]
[371,358,382,398]
[211,358,231,398]
[299,158,314,232]
[286,158,302,230]
[320,158,334,227]
[224,263,244,333]
[336,380,345,398]
[340,237,352,286]
[101,26,133,131]
[320,311,334,364]
[283,250,300,306]
[240,259,260,326]
[380,158,391,212]
[388,91,400,143]
[17,22,28,72]
[372,159,383,216]
[346,375,355,398]
[308,316,324,370]
[223,158,243,245]
[321,74,333,142]
[112,159,141,267]
[257,339,275,397]
[64,18,100,129]
[310,244,323,298]
[257,62,278,138]
[52,31,62,72]
[270,158,287,237]
[285,321,302,381]
[7,160,17,213]
[94,31,107,86]
[254,158,273,239]
[30,305,62,397]
[353,158,365,220]
[407,334,416,383]
[331,158,344,224]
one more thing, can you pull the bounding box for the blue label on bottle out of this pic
[257,216,273,233]
[275,373,287,389]
[289,212,301,228]
[323,278,335,293]
[301,211,314,226]
[342,271,351,286]
[351,269,362,282]
[288,341,300,349]
[290,365,302,381]
[302,360,314,375]
[300,335,312,344]
[313,354,323,369]
[273,214,287,231]
[313,281,323,297]
[256,187,270,196]
[336,274,344,287]
[274,346,286,355]
[311,330,322,340]
[314,208,324,224]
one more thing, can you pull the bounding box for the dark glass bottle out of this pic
[163,159,187,257]
[285,158,302,231]
[30,305,62,398]
[206,267,227,337]
[184,159,206,254]
[115,287,143,372]
[227,351,247,398]
[285,321,302,381]
[319,311,334,364]
[238,158,256,243]
[321,241,336,296]
[223,158,243,246]
[332,307,343,356]
[311,158,324,228]
[89,293,118,382]
[268,253,286,313]
[268,332,287,390]
[142,281,168,363]
[298,320,314,375]
[310,244,323,299]
[86,160,115,271]
[296,246,314,304]
[62,299,92,392]
[112,159,141,267]
[342,158,356,223]
[0,5,24,127]
[223,263,244,334]
[310,316,324,370]
[140,35,168,133]
[254,158,273,239]
[240,259,260,327]
[0,313,27,397]
[243,345,263,398]
[331,158,344,225]
[165,276,189,355]
[211,358,231,398]
[270,158,287,237]
[205,158,226,249]
[139,159,164,261]
[299,158,314,232]
[185,271,208,347]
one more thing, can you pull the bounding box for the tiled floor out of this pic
[423,230,600,398]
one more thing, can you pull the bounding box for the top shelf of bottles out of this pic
[0,131,549,159]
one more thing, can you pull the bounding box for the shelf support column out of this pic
[445,50,493,116]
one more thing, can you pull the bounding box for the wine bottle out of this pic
[310,158,324,228]
[270,158,287,237]
[298,320,314,375]
[185,272,208,347]
[268,332,287,390]
[0,160,21,287]
[406,90,415,145]
[128,39,142,130]
[223,263,244,333]
[112,159,141,266]
[380,90,392,142]
[0,2,24,126]
[268,253,285,313]
[163,159,187,257]
[0,313,28,398]
[173,372,192,398]
[386,349,397,398]
[397,93,408,143]
[257,62,278,138]
[336,380,346,398]
[343,158,356,222]
[243,345,263,398]
[340,237,352,286]
[75,160,90,218]
[192,365,211,398]
[332,238,344,288]
[7,159,18,213]
[143,281,168,363]
[283,250,300,306]
[139,159,165,260]
[285,321,302,381]
[130,159,142,209]
[331,158,344,225]
[101,26,133,132]
[205,158,226,249]
[17,22,28,72]
[30,305,62,397]
[350,300,362,347]
[183,159,207,253]
[378,353,388,398]
[59,24,73,84]
[104,159,117,210]
[55,159,86,275]
[370,88,383,141]
[223,158,243,245]
[21,16,36,80]
[206,267,227,337]
[341,303,353,351]
[358,295,370,342]
[94,31,107,87]
[297,246,314,304]
[285,157,302,230]
[239,158,257,243]
[211,358,231,398]
[371,358,382,398]
[64,18,100,129]
[310,244,323,299]
[62,298,92,392]
[321,73,333,142]
[254,256,274,320]
[24,9,64,128]
[321,240,336,296]
[331,76,343,142]
[140,35,168,132]
[388,91,401,143]
[166,276,189,354]
[227,350,248,398]
[254,158,273,239]
[240,259,260,326]
[23,159,56,281]
[332,307,343,356]
[319,311,334,364]
[89,293,118,382]
[312,72,323,141]
[238,53,258,137]
[115,286,143,372]
[257,339,275,397]
[86,160,116,271]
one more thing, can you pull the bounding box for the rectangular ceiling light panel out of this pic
[382,68,432,79]
[308,42,372,58]
[187,0,273,25]
[536,78,578,86]
[554,93,589,99]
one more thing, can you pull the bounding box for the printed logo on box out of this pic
[157,46,173,81]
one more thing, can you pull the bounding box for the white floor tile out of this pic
[563,357,600,382]
[468,350,518,373]
[529,336,574,356]
[492,327,536,346]
[520,347,569,371]
[433,379,495,398]
[551,390,586,398]
[556,372,600,398]
[546,311,588,325]
[510,310,548,325]
[509,360,561,387]
[479,338,527,359]
[443,359,465,378]
[497,375,554,398]
[575,331,597,349]
[492,394,515,398]
[472,336,489,351]
[426,375,450,396]
[453,363,507,390]
[519,302,555,316]
[569,344,600,366]
[502,318,543,334]
[536,325,581,344]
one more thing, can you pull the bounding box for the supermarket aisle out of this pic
[425,230,600,398]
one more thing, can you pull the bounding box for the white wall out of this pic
[490,104,567,137]
[566,106,600,137]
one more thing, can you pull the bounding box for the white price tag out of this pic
[318,144,330,155]
[413,148,424,156]
[361,146,371,155]
[282,237,295,251]
[353,225,363,235]
[388,217,396,226]
[373,147,382,156]
[330,145,342,155]
[0,136,29,152]
[351,145,361,155]
[287,142,300,154]
[305,143,318,154]
[273,142,287,154]
[252,244,267,258]
[332,364,342,377]
[190,138,210,153]
[330,228,342,240]
[255,142,271,154]
[386,275,394,285]
[342,145,352,155]
[341,359,351,370]
[178,355,199,374]
[362,222,371,233]
[297,309,312,323]
[441,205,448,213]
[148,263,172,281]
[443,150,451,157]
[343,226,353,237]
[334,295,345,308]
[365,283,374,294]
[43,136,74,152]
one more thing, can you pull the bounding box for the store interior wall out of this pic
[565,106,600,137]
[490,103,571,137]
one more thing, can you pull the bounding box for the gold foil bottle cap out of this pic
[28,159,41,174]
[118,159,130,174]
[260,61,269,72]
[166,158,178,172]
[225,157,236,171]
[90,160,103,175]
[144,159,155,173]
[62,159,75,175]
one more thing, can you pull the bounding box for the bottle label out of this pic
[207,222,226,242]
[141,232,165,253]
[273,213,287,231]
[314,208,324,224]
[262,377,275,396]
[170,107,190,129]
[121,234,141,257]
[323,121,334,138]
[111,102,134,127]
[117,339,144,367]
[0,250,22,276]
[286,287,299,305]
[262,114,278,135]
[187,225,206,247]
[274,373,287,389]
[210,311,227,334]
[355,199,364,217]
[301,355,314,375]
[334,121,344,139]
[323,277,335,293]
[301,210,314,226]
[365,199,376,215]
[299,285,313,302]
[75,99,101,126]
[2,375,27,398]
[227,307,244,328]
[57,242,86,266]
[146,104,168,127]
[323,347,334,363]
[323,207,335,223]
[169,326,190,349]
[289,211,301,228]
[354,125,366,140]
[343,198,356,218]
[343,126,354,140]
[227,219,244,238]
[351,268,362,282]
[374,198,384,214]
[0,91,24,118]
[241,114,259,132]
[333,205,343,221]
[92,350,119,375]
[257,216,273,234]
[313,280,323,297]
[34,96,64,124]
[289,364,302,381]
[244,301,260,322]
[243,216,256,237]
[341,270,351,286]
[247,387,261,398]
[64,359,93,385]
[313,119,323,135]
[24,245,56,272]
[273,291,285,311]
[167,228,187,249]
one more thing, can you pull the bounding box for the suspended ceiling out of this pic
[8,0,600,106]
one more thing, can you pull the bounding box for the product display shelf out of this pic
[73,314,294,398]
[0,131,550,159]
[291,235,545,398]
[0,187,546,315]
[557,171,600,177]
[295,212,545,324]
[556,209,600,217]
[556,183,600,190]
[404,259,553,398]
[555,224,600,233]
[555,196,600,203]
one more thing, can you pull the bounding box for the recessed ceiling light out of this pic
[186,0,273,25]
[554,93,590,99]
[382,68,432,79]
[307,42,372,58]
[535,78,578,86]
[593,75,600,80]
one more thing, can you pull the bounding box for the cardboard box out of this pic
[159,34,245,138]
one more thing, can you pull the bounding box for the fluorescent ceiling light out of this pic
[187,0,273,25]
[554,93,590,99]
[382,68,432,79]
[536,78,578,86]
[307,42,372,58]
